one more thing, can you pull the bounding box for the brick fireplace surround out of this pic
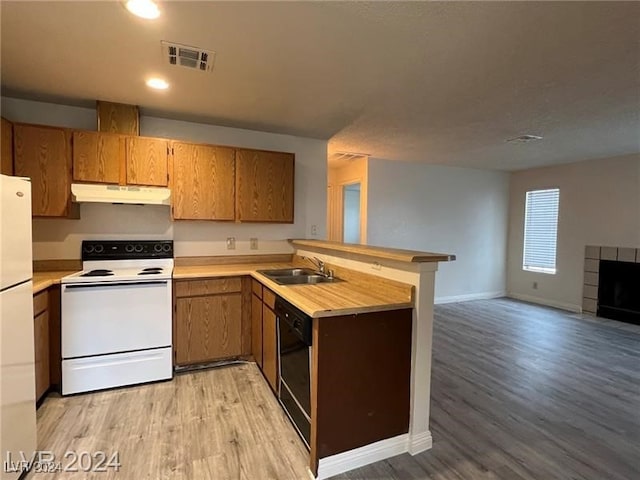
[583,245,640,314]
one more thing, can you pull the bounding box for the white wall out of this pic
[507,154,640,311]
[1,97,327,259]
[367,159,509,302]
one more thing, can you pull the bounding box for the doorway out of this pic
[343,183,361,243]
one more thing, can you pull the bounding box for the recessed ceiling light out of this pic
[146,78,169,90]
[125,0,160,19]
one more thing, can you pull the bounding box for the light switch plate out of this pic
[226,237,236,250]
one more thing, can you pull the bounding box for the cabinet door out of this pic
[175,293,242,365]
[72,131,122,184]
[172,142,235,220]
[262,304,278,392]
[251,294,263,368]
[235,149,294,223]
[1,117,13,175]
[34,310,50,401]
[126,137,168,186]
[14,124,73,217]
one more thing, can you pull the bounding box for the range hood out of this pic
[71,183,171,206]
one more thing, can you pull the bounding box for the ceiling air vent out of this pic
[506,134,543,144]
[161,41,215,73]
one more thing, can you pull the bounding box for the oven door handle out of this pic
[64,281,168,289]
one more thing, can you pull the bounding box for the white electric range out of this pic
[61,240,174,395]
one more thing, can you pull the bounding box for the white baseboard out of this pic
[407,430,433,455]
[507,292,581,313]
[435,291,505,305]
[316,433,409,479]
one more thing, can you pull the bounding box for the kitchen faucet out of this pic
[307,256,334,278]
[310,256,325,274]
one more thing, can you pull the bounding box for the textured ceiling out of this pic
[1,1,639,171]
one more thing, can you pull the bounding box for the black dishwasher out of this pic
[275,297,312,449]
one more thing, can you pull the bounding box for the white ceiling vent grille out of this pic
[161,41,215,73]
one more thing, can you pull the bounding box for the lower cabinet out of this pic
[251,293,263,368]
[262,304,278,392]
[250,279,278,393]
[33,290,50,401]
[174,277,248,366]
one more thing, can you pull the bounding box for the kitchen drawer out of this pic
[252,279,263,299]
[175,277,242,298]
[33,290,49,317]
[263,288,276,310]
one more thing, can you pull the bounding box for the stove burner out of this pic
[138,271,162,275]
[81,269,114,277]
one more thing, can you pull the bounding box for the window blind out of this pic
[523,188,560,274]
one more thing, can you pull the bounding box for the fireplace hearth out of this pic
[583,246,640,325]
[598,260,640,324]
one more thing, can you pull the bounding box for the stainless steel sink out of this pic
[257,268,342,285]
[273,275,341,285]
[257,268,315,277]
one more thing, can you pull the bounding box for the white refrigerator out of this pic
[0,174,37,480]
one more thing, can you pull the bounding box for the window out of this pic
[523,188,560,274]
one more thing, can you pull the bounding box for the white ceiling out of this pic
[1,1,639,171]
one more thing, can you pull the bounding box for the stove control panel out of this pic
[81,240,174,261]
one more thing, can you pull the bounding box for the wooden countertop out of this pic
[173,264,413,318]
[33,271,77,294]
[32,264,414,317]
[289,239,455,263]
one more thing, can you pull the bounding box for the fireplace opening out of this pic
[597,260,640,324]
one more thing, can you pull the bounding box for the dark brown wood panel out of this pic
[251,293,263,368]
[13,124,74,217]
[1,117,13,175]
[175,277,242,298]
[33,290,48,317]
[97,101,139,135]
[262,304,278,392]
[72,131,122,184]
[48,284,62,388]
[312,309,412,466]
[175,293,243,365]
[126,136,168,186]
[172,141,235,220]
[34,310,50,401]
[235,148,294,223]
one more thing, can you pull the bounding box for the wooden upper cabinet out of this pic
[235,149,295,223]
[125,137,168,186]
[72,131,122,184]
[172,142,235,220]
[1,117,13,175]
[14,124,74,217]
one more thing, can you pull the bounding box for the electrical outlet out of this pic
[250,238,258,250]
[311,225,318,236]
[532,281,538,290]
[226,237,236,250]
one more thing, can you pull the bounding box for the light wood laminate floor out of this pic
[28,363,310,479]
[29,299,640,479]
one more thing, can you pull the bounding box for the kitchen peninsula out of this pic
[172,239,455,479]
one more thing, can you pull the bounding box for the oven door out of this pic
[62,280,172,358]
